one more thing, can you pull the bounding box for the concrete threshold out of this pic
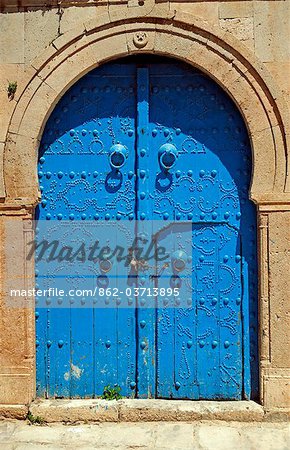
[24,399,267,423]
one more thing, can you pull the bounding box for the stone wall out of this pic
[1,2,290,108]
[0,1,289,412]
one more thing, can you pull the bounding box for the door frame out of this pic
[0,9,289,410]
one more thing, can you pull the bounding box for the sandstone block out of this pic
[24,9,59,64]
[219,1,253,19]
[30,399,119,423]
[254,2,290,62]
[0,13,24,63]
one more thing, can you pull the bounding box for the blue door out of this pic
[36,59,258,399]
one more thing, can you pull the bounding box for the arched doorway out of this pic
[35,56,258,400]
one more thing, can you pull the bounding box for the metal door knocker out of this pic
[171,250,188,273]
[109,144,128,170]
[158,143,178,171]
[99,258,113,273]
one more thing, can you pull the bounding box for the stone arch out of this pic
[0,6,289,409]
[2,9,289,207]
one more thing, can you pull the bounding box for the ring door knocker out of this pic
[109,144,129,171]
[158,143,179,171]
[99,258,113,274]
[171,250,188,274]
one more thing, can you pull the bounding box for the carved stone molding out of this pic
[133,31,148,48]
[258,213,270,404]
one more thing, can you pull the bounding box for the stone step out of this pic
[28,399,265,423]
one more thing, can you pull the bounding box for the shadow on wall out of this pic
[0,1,126,14]
[0,0,270,14]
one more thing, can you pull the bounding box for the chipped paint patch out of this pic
[64,363,84,381]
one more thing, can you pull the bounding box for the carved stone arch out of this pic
[2,9,289,206]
